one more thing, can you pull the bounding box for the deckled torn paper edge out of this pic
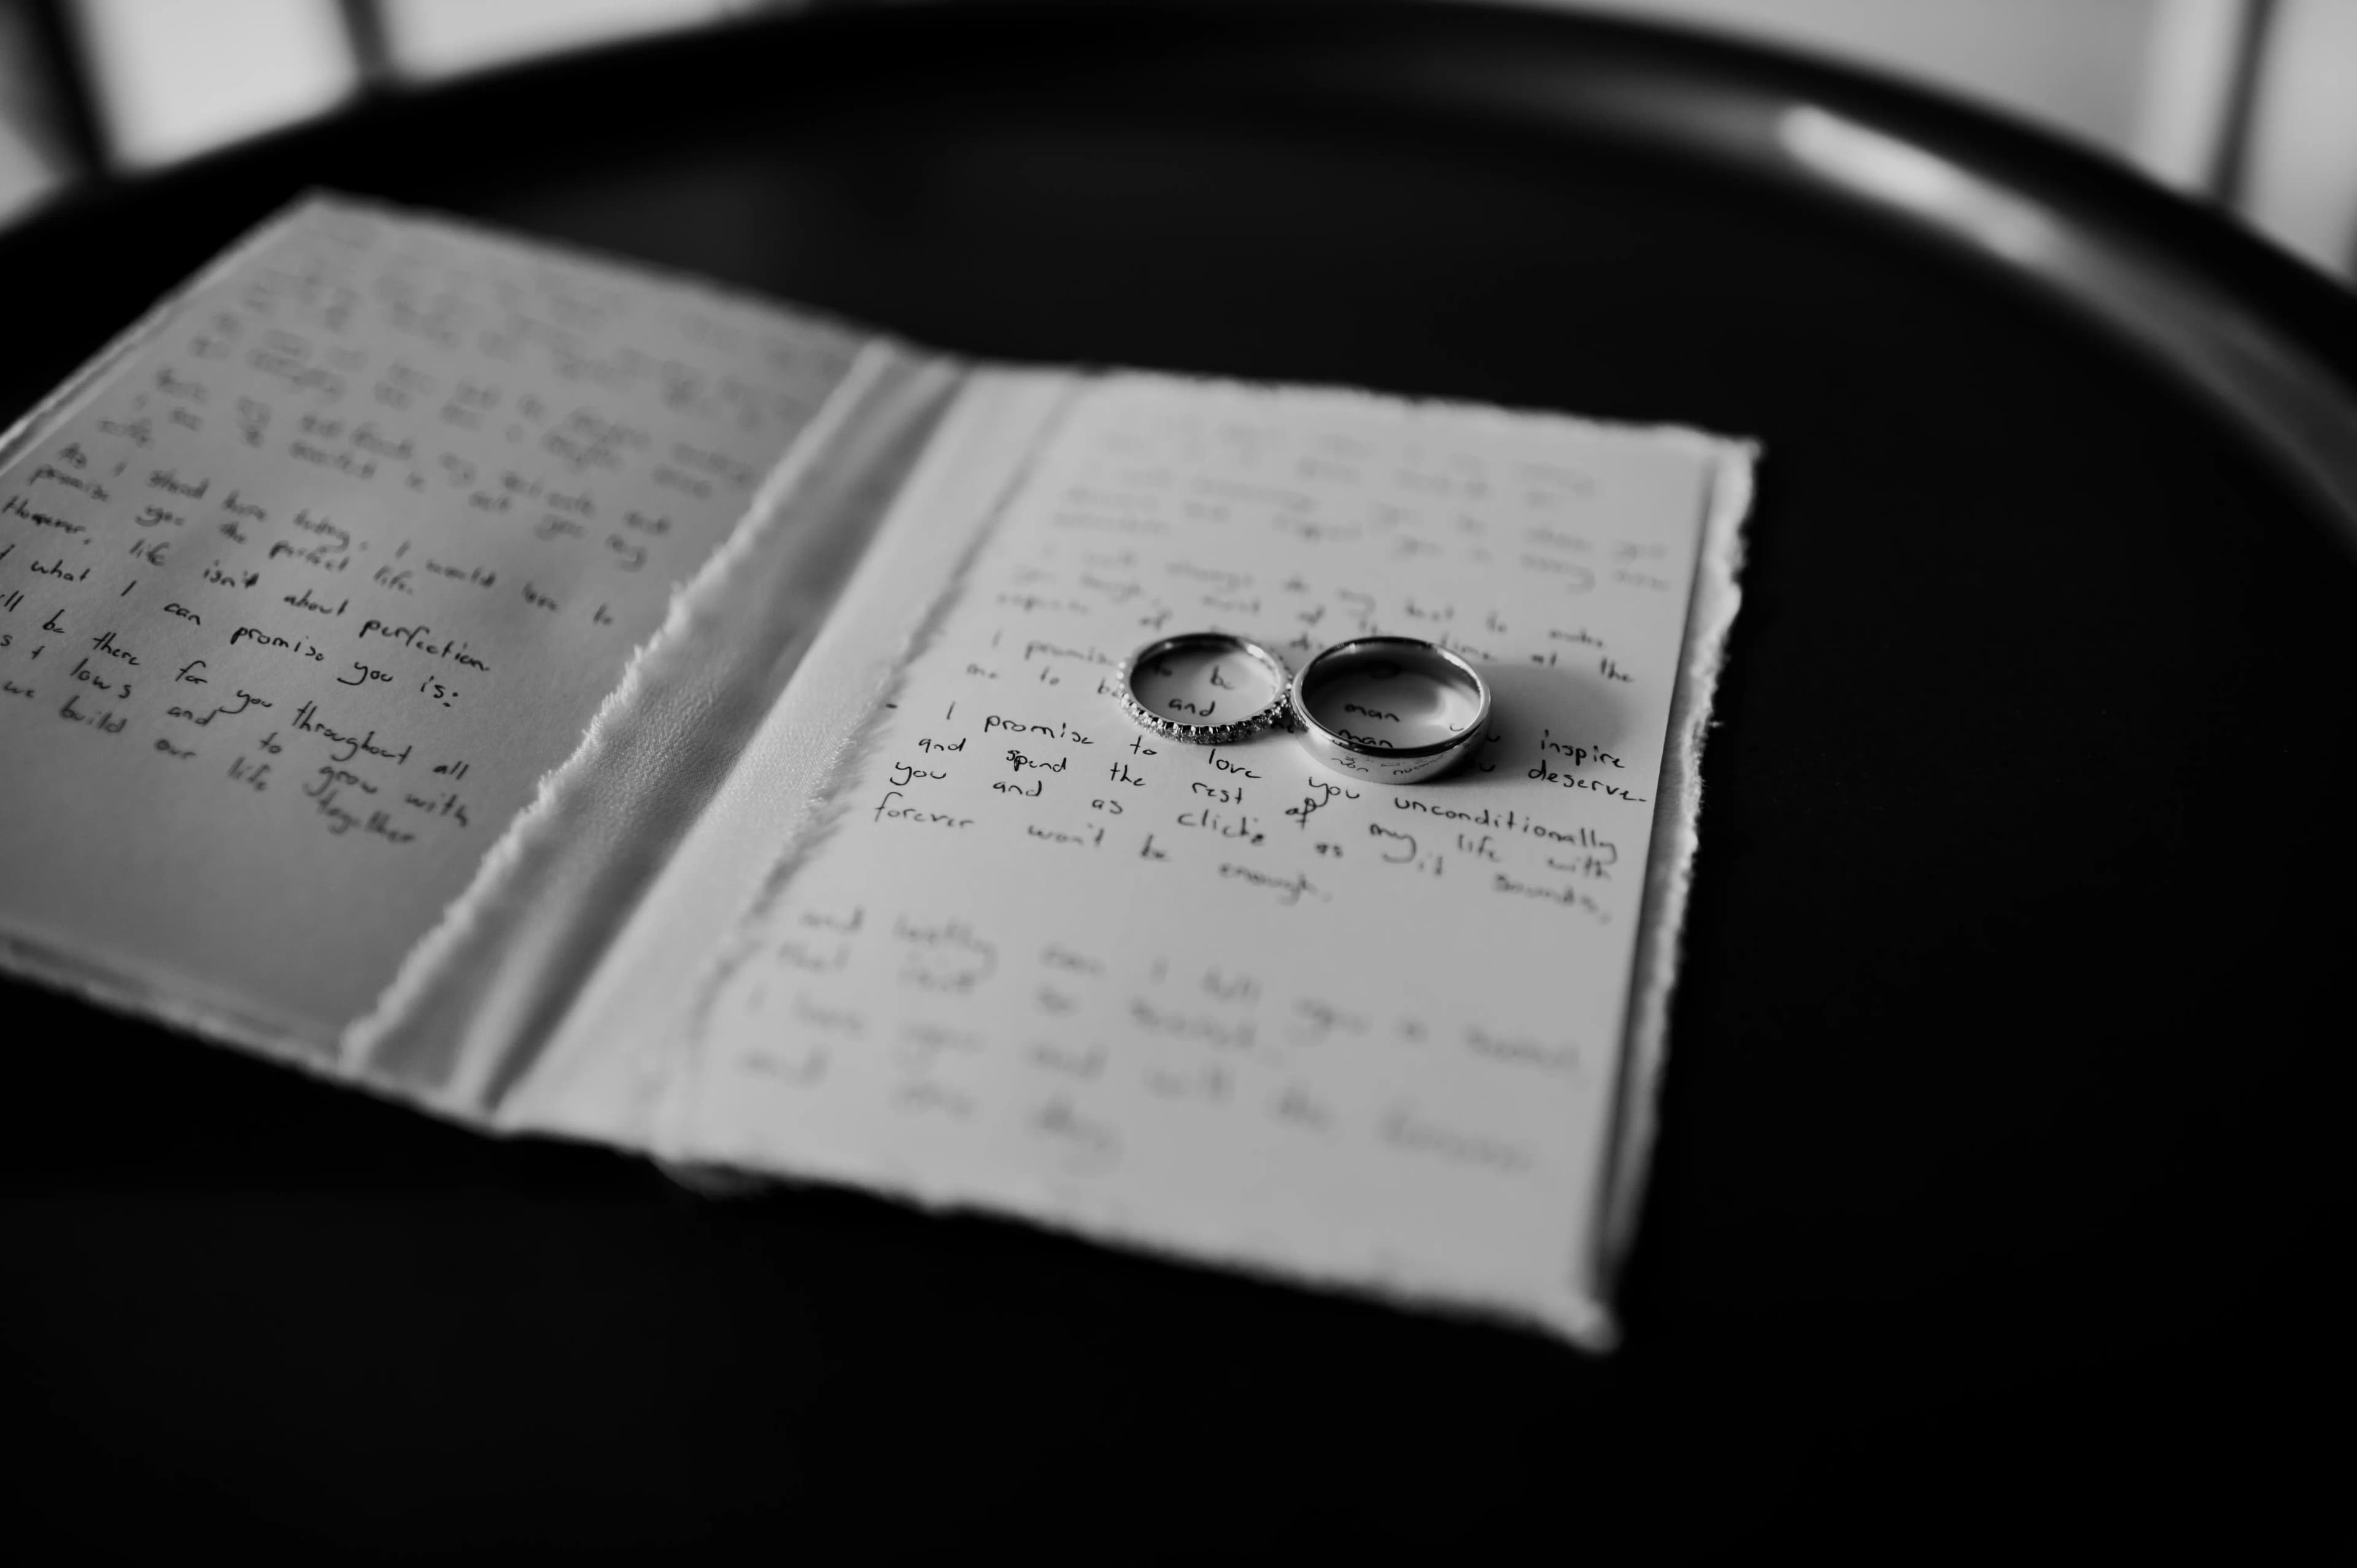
[633,372,1085,1136]
[1593,439,1759,1319]
[679,380,1084,1052]
[339,338,916,1115]
[651,371,1760,1351]
[484,368,1078,1151]
[304,187,894,1111]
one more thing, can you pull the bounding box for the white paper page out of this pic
[662,373,1749,1342]
[0,197,862,1049]
[508,368,1077,1144]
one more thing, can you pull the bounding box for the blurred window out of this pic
[77,0,355,167]
[2239,0,2357,276]
[381,0,741,79]
[0,1,85,219]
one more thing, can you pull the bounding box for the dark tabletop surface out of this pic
[1,3,2348,1556]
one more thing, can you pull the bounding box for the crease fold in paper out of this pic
[616,372,1759,1348]
[496,369,1078,1146]
[0,195,1762,1349]
[345,342,964,1115]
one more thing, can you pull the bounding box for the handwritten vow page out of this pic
[586,374,1749,1342]
[0,199,862,1047]
[0,195,1751,1341]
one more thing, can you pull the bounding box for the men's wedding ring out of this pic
[1117,631,1291,744]
[1288,635,1492,784]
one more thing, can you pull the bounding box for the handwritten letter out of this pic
[668,375,1746,1340]
[0,199,862,1043]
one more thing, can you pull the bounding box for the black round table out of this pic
[2,4,2347,1555]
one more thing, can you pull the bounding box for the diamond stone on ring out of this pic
[1117,631,1291,744]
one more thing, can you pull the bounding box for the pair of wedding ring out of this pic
[1115,630,1492,785]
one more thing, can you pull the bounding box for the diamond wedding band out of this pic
[1117,631,1292,744]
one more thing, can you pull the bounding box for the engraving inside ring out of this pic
[1297,644,1484,752]
[1128,640,1283,727]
